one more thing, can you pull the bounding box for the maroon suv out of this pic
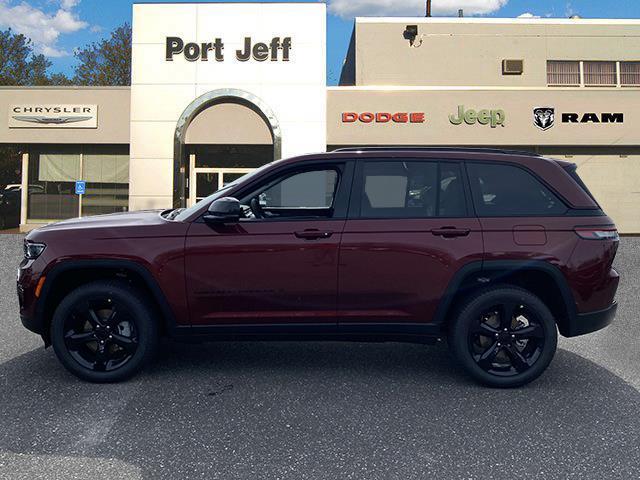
[17,148,619,387]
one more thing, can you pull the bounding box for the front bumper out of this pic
[564,301,618,337]
[21,313,45,336]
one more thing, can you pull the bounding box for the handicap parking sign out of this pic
[75,181,86,195]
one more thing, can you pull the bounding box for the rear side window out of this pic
[467,163,567,216]
[359,161,466,218]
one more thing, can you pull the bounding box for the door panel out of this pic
[338,159,483,326]
[338,218,483,324]
[186,220,344,325]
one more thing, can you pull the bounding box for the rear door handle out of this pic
[432,227,471,238]
[295,230,334,240]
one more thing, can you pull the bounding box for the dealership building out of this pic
[1,3,640,232]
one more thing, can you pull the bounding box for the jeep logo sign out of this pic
[166,36,292,62]
[449,105,505,128]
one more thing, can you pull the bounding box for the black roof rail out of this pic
[332,146,541,157]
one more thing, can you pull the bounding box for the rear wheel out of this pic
[448,286,558,388]
[51,281,158,383]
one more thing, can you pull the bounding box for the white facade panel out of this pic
[130,2,327,208]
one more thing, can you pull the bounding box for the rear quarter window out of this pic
[467,163,567,216]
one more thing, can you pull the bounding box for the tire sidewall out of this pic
[51,281,158,383]
[449,287,558,388]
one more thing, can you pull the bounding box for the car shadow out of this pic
[1,341,639,479]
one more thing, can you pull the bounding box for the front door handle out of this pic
[295,230,334,240]
[432,227,471,238]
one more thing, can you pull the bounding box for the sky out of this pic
[1,0,640,85]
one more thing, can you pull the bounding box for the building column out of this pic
[20,151,28,229]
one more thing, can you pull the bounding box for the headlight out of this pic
[24,241,46,260]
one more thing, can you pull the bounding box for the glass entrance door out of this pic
[186,145,274,207]
[189,167,254,205]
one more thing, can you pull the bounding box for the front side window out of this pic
[467,163,567,216]
[359,161,466,219]
[240,168,339,220]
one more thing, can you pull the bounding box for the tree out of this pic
[0,29,55,86]
[74,23,131,86]
[0,29,65,193]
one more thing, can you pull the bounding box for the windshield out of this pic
[172,161,275,222]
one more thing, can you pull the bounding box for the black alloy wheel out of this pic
[448,286,558,388]
[63,298,139,373]
[51,281,158,383]
[469,302,546,377]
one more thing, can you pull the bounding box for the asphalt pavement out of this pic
[0,234,638,480]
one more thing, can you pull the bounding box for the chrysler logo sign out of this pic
[9,105,98,129]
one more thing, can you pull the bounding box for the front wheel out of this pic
[51,281,158,383]
[448,286,558,388]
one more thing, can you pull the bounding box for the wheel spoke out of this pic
[476,342,500,369]
[64,331,95,349]
[104,307,119,327]
[499,302,518,329]
[504,344,530,373]
[110,334,137,354]
[86,307,104,329]
[473,322,500,337]
[94,344,108,372]
[513,323,545,340]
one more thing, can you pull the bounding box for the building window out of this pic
[27,145,129,222]
[82,147,130,216]
[583,61,617,86]
[547,61,580,86]
[620,61,640,86]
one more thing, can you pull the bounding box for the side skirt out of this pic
[171,323,443,345]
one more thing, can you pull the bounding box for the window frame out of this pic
[464,160,571,218]
[198,160,354,223]
[547,60,640,88]
[620,61,640,87]
[547,60,581,87]
[348,158,473,220]
[582,60,618,87]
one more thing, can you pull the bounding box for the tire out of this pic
[51,280,159,383]
[448,286,558,388]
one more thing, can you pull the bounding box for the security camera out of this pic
[403,25,419,46]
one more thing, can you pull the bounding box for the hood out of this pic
[26,210,188,242]
[39,210,165,230]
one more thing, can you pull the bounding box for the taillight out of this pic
[574,227,619,241]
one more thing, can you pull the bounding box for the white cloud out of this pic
[328,0,509,18]
[61,0,80,8]
[518,12,540,18]
[0,0,88,57]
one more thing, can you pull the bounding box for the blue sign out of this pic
[75,181,86,195]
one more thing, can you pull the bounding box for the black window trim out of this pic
[348,158,474,220]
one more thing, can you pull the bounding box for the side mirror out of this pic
[203,197,241,224]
